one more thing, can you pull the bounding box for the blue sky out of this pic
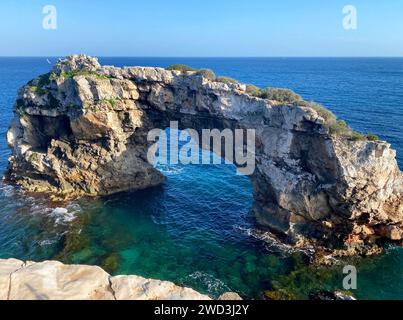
[0,0,402,56]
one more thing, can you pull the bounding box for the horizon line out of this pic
[0,55,403,59]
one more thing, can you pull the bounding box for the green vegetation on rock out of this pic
[195,69,216,80]
[165,64,241,85]
[49,72,59,81]
[101,252,121,274]
[245,84,263,97]
[62,70,108,79]
[351,131,366,141]
[216,76,239,85]
[166,64,198,72]
[366,134,380,141]
[246,85,302,104]
[48,93,61,109]
[264,288,298,300]
[28,152,39,162]
[107,97,118,107]
[261,87,302,103]
[29,85,47,96]
[34,64,379,144]
[297,101,372,141]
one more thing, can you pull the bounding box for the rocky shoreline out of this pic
[0,258,241,300]
[5,54,403,254]
[0,258,358,300]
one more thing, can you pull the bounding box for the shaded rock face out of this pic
[6,55,403,250]
[0,259,210,300]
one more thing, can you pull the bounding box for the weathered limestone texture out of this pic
[0,259,210,300]
[6,55,403,251]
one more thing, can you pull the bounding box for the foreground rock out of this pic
[0,259,210,300]
[5,55,403,252]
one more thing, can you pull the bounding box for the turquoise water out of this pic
[0,58,402,299]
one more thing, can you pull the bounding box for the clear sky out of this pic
[0,0,402,57]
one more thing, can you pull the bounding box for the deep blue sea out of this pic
[0,58,402,299]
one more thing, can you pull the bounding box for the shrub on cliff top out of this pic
[328,120,352,136]
[195,69,216,81]
[303,101,337,124]
[301,101,362,139]
[245,84,263,97]
[261,87,302,103]
[245,85,302,104]
[166,64,197,72]
[351,131,366,141]
[216,76,239,84]
[107,98,118,107]
[366,134,380,141]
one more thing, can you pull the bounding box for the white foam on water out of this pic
[0,184,16,197]
[186,271,231,296]
[234,225,313,256]
[38,239,58,246]
[50,206,78,224]
[157,165,184,175]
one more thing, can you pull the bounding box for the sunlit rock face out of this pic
[0,259,210,300]
[6,55,403,250]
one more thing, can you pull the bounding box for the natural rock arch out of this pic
[6,55,403,251]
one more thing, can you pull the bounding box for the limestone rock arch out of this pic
[6,55,403,250]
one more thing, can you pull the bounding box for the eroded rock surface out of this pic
[0,259,210,300]
[5,55,403,252]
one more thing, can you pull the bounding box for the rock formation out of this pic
[5,55,403,252]
[0,258,210,300]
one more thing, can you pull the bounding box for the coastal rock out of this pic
[0,258,24,300]
[5,55,403,251]
[111,275,210,300]
[0,259,210,300]
[375,225,403,241]
[218,292,243,300]
[8,260,114,300]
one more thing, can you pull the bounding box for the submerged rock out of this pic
[5,54,403,252]
[263,289,298,300]
[101,252,121,274]
[0,258,210,300]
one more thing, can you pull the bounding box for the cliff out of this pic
[5,55,403,253]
